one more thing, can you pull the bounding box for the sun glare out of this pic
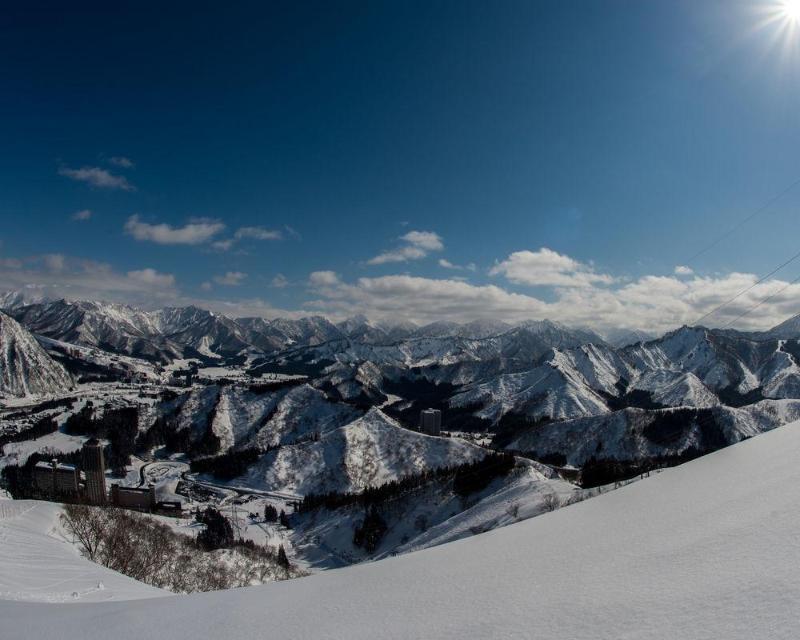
[782,0,800,22]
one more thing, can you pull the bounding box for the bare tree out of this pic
[59,504,298,593]
[60,504,105,561]
[541,492,562,512]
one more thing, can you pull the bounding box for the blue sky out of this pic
[3,0,800,331]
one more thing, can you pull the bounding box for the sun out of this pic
[754,0,800,58]
[782,0,800,22]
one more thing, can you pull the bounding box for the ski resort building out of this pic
[111,483,157,511]
[33,460,80,497]
[420,408,442,436]
[82,438,107,505]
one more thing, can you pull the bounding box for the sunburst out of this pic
[752,0,800,61]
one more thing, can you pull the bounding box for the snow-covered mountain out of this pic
[7,418,800,638]
[234,408,487,495]
[506,398,800,471]
[601,327,654,347]
[10,292,800,434]
[239,315,344,351]
[0,311,74,397]
[10,299,182,362]
[0,290,50,312]
[761,312,800,340]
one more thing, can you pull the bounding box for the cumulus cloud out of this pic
[367,230,444,265]
[58,166,134,191]
[4,244,800,334]
[490,248,615,288]
[209,226,285,251]
[127,268,176,288]
[439,259,477,271]
[211,239,235,252]
[124,215,225,245]
[108,156,134,168]
[674,265,694,276]
[234,226,283,241]
[304,260,800,332]
[71,209,92,221]
[213,271,248,286]
[309,270,341,287]
[0,255,179,306]
[271,274,289,288]
[0,253,307,318]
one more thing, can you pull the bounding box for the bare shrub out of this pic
[506,502,520,519]
[541,492,562,512]
[60,505,300,593]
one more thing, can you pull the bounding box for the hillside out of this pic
[234,408,486,495]
[4,416,800,638]
[0,311,74,397]
[0,500,165,603]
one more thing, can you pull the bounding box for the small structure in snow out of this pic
[420,408,442,436]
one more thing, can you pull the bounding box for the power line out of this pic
[720,272,800,330]
[686,175,800,265]
[692,247,800,326]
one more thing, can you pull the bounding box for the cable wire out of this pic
[692,247,800,326]
[686,175,800,265]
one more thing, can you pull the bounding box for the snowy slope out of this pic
[234,408,486,495]
[0,311,74,397]
[208,383,360,451]
[0,500,165,603]
[6,419,800,638]
[507,398,800,466]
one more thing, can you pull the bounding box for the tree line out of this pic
[297,452,517,514]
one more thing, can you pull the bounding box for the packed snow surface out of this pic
[4,420,800,638]
[0,500,164,603]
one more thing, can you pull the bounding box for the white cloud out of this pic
[108,156,134,168]
[4,245,800,334]
[211,239,235,252]
[675,265,694,276]
[271,274,289,288]
[209,226,284,252]
[401,231,444,251]
[490,248,615,288]
[0,255,179,306]
[367,230,444,265]
[439,259,477,271]
[58,166,134,191]
[304,258,800,332]
[71,209,92,221]
[309,271,341,287]
[124,215,225,245]
[127,268,176,288]
[234,226,283,241]
[201,281,213,291]
[213,271,248,286]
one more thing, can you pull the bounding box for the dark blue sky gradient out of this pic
[1,1,800,320]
